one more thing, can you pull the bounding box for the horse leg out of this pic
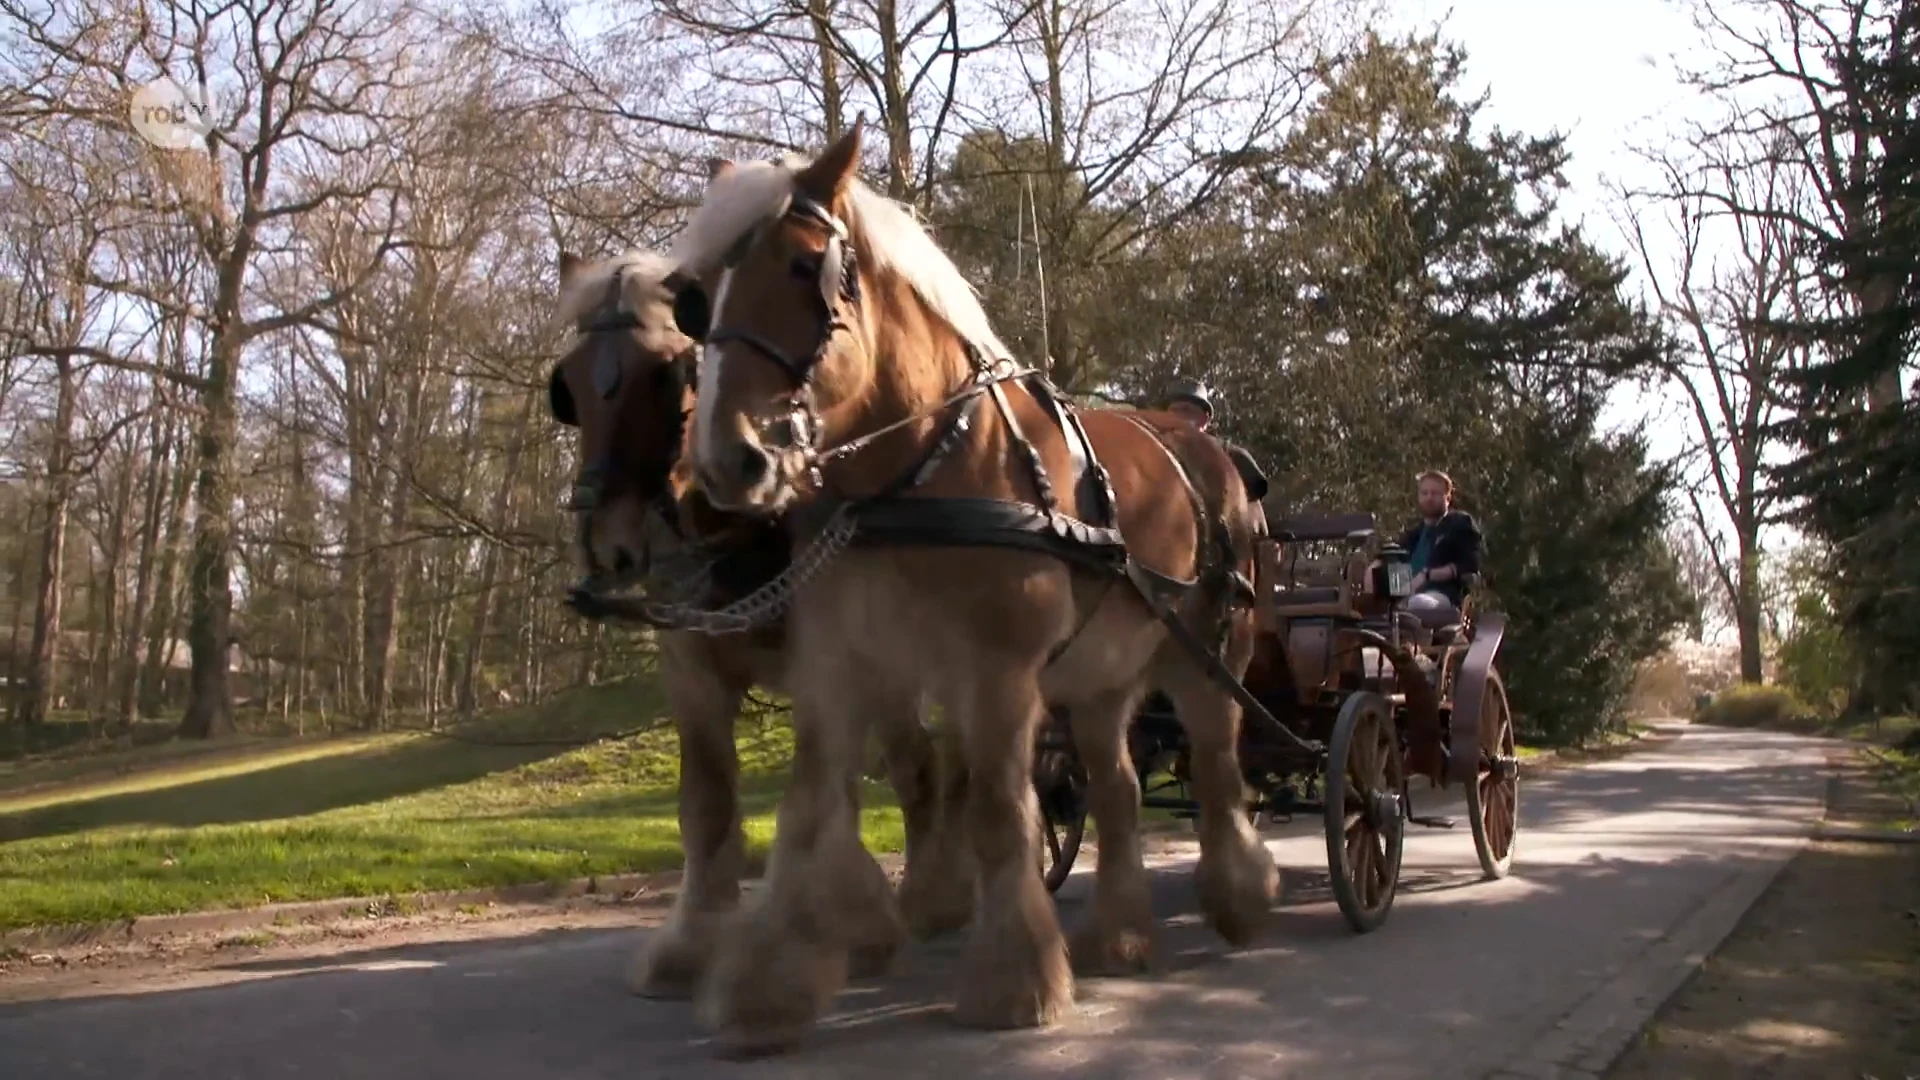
[950,659,1074,1029]
[696,656,895,1053]
[1158,626,1278,946]
[839,753,913,979]
[1064,685,1155,976]
[629,641,746,999]
[886,697,976,939]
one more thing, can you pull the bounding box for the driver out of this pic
[1164,380,1270,502]
[1400,469,1482,626]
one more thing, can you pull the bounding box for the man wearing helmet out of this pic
[1163,380,1270,502]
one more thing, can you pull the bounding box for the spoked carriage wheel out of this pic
[1464,671,1519,879]
[1322,691,1406,933]
[1034,748,1088,893]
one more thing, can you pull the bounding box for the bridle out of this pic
[666,192,863,476]
[557,269,695,589]
[667,189,1041,503]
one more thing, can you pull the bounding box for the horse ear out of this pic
[795,115,863,202]
[705,157,734,184]
[558,250,586,294]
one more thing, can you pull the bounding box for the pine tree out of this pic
[1772,0,1919,711]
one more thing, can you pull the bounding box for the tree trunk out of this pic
[140,417,193,717]
[1734,526,1765,683]
[95,432,139,724]
[362,363,430,730]
[4,498,34,714]
[339,331,379,723]
[83,547,104,727]
[118,413,172,729]
[875,0,912,199]
[807,0,844,141]
[457,389,538,716]
[18,356,77,727]
[177,341,240,739]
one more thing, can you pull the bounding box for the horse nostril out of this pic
[737,443,771,486]
[612,547,636,575]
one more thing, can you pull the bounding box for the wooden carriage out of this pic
[1033,510,1519,933]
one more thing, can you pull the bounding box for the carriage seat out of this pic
[1272,512,1379,547]
[1271,586,1343,608]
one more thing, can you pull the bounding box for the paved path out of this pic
[0,723,1833,1080]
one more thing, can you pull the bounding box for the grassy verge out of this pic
[1514,720,1659,762]
[0,676,904,933]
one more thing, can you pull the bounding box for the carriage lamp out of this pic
[1375,542,1413,599]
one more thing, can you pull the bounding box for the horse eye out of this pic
[790,255,821,279]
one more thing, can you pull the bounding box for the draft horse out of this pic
[665,123,1280,1051]
[544,247,975,999]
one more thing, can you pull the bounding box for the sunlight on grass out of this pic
[0,728,312,797]
[0,736,399,813]
[0,676,904,932]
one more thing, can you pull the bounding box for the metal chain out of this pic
[615,505,858,634]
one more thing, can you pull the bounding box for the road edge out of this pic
[0,870,689,955]
[1483,739,1836,1080]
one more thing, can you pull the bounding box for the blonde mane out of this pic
[669,160,1014,362]
[552,248,677,336]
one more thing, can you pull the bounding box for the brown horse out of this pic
[664,125,1279,1052]
[545,246,974,1000]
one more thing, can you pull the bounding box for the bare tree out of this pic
[1677,0,1914,406]
[940,0,1345,387]
[1618,138,1813,681]
[0,129,119,725]
[3,0,430,736]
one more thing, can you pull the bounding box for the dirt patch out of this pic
[1607,750,1920,1080]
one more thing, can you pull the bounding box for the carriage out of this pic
[1030,509,1520,932]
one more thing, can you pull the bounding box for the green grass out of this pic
[1692,684,1918,749]
[1512,721,1653,760]
[0,676,905,932]
[1865,745,1920,826]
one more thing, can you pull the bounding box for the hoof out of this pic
[627,923,714,1000]
[1196,841,1279,947]
[848,939,901,980]
[899,875,975,940]
[1068,920,1153,977]
[696,925,846,1055]
[953,932,1073,1030]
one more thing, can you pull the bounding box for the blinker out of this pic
[672,283,711,341]
[592,347,622,399]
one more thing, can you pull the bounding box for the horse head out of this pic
[546,247,701,597]
[664,120,1010,514]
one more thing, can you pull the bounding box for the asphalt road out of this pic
[0,722,1832,1080]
